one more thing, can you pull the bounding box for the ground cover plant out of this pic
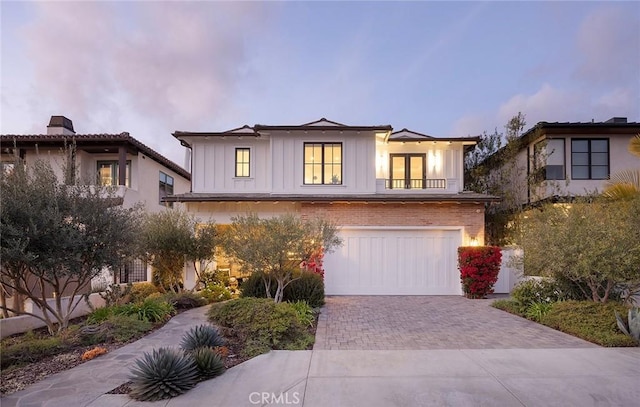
[208,297,316,357]
[492,279,638,347]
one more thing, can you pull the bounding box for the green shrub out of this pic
[81,314,153,344]
[129,282,160,304]
[200,283,232,304]
[511,278,562,307]
[208,298,314,357]
[201,269,230,287]
[290,300,315,328]
[240,272,271,298]
[241,271,325,308]
[0,335,66,369]
[543,301,638,347]
[107,314,154,342]
[163,291,207,309]
[113,298,174,323]
[284,272,325,308]
[491,299,524,315]
[98,283,133,307]
[86,306,115,324]
[526,302,554,322]
[129,347,199,401]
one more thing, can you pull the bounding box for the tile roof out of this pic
[0,132,190,180]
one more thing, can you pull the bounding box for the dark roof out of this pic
[163,192,499,204]
[388,128,479,143]
[519,119,640,144]
[480,118,640,168]
[174,119,394,147]
[299,118,348,126]
[0,133,190,180]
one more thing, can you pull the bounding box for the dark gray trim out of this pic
[163,192,500,204]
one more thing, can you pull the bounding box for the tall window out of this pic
[235,148,250,177]
[534,139,565,180]
[159,171,174,207]
[304,143,342,185]
[97,161,130,187]
[571,139,609,180]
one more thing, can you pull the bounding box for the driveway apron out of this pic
[314,296,597,350]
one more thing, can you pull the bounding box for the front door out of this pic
[389,154,425,189]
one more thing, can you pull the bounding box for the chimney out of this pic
[47,116,75,135]
[604,117,627,124]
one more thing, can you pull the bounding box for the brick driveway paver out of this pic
[314,296,597,350]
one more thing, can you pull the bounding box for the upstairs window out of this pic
[159,171,174,207]
[304,143,342,185]
[571,139,609,180]
[534,139,565,180]
[235,148,250,177]
[97,161,130,187]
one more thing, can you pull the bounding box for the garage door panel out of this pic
[324,229,462,295]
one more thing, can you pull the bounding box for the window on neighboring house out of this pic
[571,139,609,180]
[304,143,342,185]
[97,161,131,187]
[534,139,565,180]
[159,171,174,207]
[235,148,250,177]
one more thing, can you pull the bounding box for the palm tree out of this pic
[603,134,640,200]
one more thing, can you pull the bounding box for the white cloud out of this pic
[574,6,640,86]
[18,2,266,139]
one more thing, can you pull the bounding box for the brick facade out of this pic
[300,202,485,244]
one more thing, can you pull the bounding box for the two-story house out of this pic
[499,117,640,206]
[1,115,191,284]
[169,119,497,295]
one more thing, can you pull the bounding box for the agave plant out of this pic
[181,324,225,352]
[615,307,640,344]
[192,346,226,379]
[129,347,199,401]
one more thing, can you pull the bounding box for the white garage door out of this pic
[324,228,462,295]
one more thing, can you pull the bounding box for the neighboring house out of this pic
[1,115,191,284]
[169,118,497,295]
[497,117,640,206]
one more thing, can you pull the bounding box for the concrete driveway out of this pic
[314,296,596,350]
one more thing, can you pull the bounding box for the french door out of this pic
[389,154,425,189]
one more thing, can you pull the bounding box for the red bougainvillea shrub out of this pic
[301,247,325,279]
[458,246,502,299]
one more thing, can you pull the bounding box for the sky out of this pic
[1,1,639,167]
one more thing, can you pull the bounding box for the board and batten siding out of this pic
[191,139,271,193]
[271,132,377,194]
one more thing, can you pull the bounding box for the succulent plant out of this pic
[192,346,226,379]
[129,347,198,401]
[615,307,640,343]
[181,324,225,352]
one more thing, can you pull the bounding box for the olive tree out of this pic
[0,159,142,334]
[514,197,640,303]
[224,213,342,303]
[141,209,218,292]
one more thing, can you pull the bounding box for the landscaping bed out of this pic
[492,298,638,347]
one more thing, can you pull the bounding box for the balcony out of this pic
[376,178,458,194]
[384,178,447,190]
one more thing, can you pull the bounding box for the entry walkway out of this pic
[314,296,596,350]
